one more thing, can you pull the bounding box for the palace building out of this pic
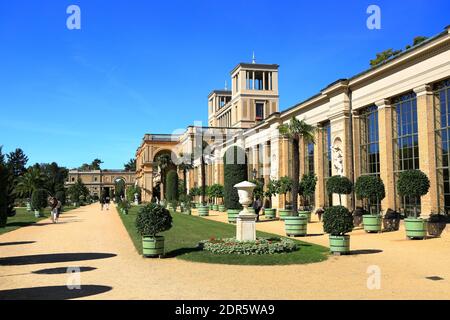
[136,26,450,216]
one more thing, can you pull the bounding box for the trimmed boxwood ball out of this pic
[354,175,385,203]
[31,189,48,211]
[326,175,353,205]
[323,206,354,236]
[397,170,430,218]
[165,170,179,202]
[223,146,248,210]
[135,203,173,237]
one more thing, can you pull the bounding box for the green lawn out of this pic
[0,206,77,236]
[118,206,329,266]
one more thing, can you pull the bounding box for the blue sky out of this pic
[0,0,449,169]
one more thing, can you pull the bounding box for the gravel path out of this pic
[1,203,449,300]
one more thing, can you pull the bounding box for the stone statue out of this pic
[332,138,344,175]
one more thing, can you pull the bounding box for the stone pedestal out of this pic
[236,211,257,241]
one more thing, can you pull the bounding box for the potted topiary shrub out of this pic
[165,170,179,211]
[397,170,430,239]
[326,175,353,207]
[383,208,401,232]
[263,179,279,220]
[135,203,173,257]
[323,205,354,255]
[224,146,248,223]
[298,173,317,222]
[31,189,47,218]
[354,175,385,233]
[427,213,447,237]
[278,176,293,220]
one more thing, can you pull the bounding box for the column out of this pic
[415,85,438,216]
[352,111,362,208]
[377,99,396,211]
[314,127,324,208]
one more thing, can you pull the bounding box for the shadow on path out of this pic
[0,253,117,266]
[0,241,36,247]
[32,266,97,274]
[350,249,383,255]
[0,285,112,300]
[165,247,202,258]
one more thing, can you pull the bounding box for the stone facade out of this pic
[136,26,450,215]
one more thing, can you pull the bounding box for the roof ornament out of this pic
[252,51,256,64]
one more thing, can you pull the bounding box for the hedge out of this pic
[165,170,179,202]
[224,146,248,210]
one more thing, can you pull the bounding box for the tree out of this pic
[370,49,402,67]
[165,170,179,202]
[6,148,28,179]
[124,158,136,171]
[177,153,193,195]
[223,146,248,210]
[114,179,126,202]
[126,185,141,202]
[91,159,103,170]
[397,170,430,218]
[67,178,89,204]
[300,173,317,209]
[279,176,293,209]
[0,147,9,227]
[15,166,45,198]
[326,175,353,206]
[264,179,280,209]
[279,117,315,212]
[354,175,385,214]
[250,179,264,201]
[39,162,68,195]
[156,153,173,200]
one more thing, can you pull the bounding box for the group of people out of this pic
[100,196,111,211]
[48,196,62,223]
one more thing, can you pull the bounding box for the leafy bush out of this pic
[264,179,280,208]
[55,190,66,206]
[126,185,141,203]
[200,237,298,255]
[250,179,264,200]
[135,203,173,237]
[300,173,317,207]
[279,176,293,209]
[428,213,447,223]
[397,170,430,218]
[31,189,48,211]
[223,146,248,210]
[165,170,179,201]
[323,205,354,236]
[326,175,353,205]
[354,175,385,214]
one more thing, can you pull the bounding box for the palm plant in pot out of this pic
[397,170,430,239]
[299,173,317,222]
[263,179,279,220]
[354,175,385,233]
[278,176,293,220]
[135,203,173,257]
[323,205,354,255]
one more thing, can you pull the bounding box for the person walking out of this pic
[100,195,105,211]
[252,198,263,222]
[105,195,110,210]
[56,198,62,222]
[50,197,58,223]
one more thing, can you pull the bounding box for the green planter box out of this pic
[191,202,197,208]
[227,209,240,223]
[218,205,226,212]
[278,209,292,220]
[142,236,164,257]
[329,235,350,254]
[197,205,209,217]
[284,215,308,237]
[298,211,311,223]
[34,210,41,218]
[183,209,192,215]
[264,208,276,220]
[212,204,219,211]
[363,215,382,233]
[405,218,427,239]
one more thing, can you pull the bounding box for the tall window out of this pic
[322,122,332,206]
[304,142,314,174]
[435,79,450,213]
[360,105,380,175]
[256,102,264,120]
[392,92,419,213]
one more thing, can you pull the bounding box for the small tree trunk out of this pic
[201,155,206,205]
[292,138,300,213]
[183,169,187,195]
[339,194,342,206]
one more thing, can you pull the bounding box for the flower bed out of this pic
[199,237,298,255]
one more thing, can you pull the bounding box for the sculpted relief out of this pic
[332,137,344,176]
